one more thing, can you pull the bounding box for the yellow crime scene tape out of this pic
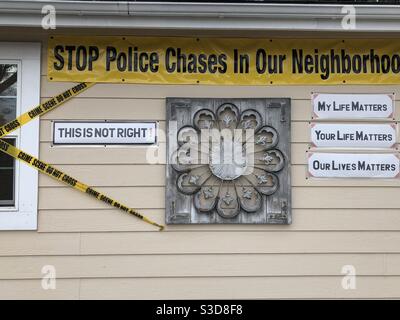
[0,83,164,231]
[0,82,94,138]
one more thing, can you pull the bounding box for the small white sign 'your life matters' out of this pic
[310,123,397,148]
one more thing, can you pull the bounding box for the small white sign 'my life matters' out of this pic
[312,93,394,119]
[308,152,400,178]
[310,123,397,148]
[53,121,157,145]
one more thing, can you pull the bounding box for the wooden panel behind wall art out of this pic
[166,98,291,224]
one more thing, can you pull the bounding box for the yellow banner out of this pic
[48,36,400,85]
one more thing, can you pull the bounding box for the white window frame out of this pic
[0,42,41,230]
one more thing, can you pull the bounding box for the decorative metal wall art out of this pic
[166,98,291,224]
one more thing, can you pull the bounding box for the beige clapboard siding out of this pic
[38,209,164,233]
[79,276,400,299]
[40,119,400,144]
[39,142,166,164]
[37,98,314,123]
[40,120,319,144]
[41,77,400,99]
[38,186,165,210]
[40,98,167,121]
[39,165,166,187]
[79,231,400,255]
[0,279,80,300]
[386,255,400,274]
[38,164,400,188]
[2,231,400,256]
[0,232,80,256]
[38,186,400,210]
[37,209,400,232]
[2,276,400,299]
[39,142,398,166]
[38,142,306,165]
[37,96,400,123]
[0,253,387,279]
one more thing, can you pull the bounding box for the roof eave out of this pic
[0,1,400,32]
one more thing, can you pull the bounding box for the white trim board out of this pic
[0,42,41,231]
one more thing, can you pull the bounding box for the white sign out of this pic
[312,93,394,119]
[308,152,400,178]
[53,121,157,145]
[310,123,397,148]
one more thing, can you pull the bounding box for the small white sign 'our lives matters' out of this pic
[308,152,400,178]
[53,121,157,145]
[310,123,397,149]
[312,93,394,119]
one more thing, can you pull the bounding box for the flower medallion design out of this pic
[170,102,286,220]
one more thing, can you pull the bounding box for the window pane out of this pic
[0,64,17,126]
[0,64,18,96]
[0,138,15,207]
[0,169,14,206]
[0,144,13,167]
[0,98,16,126]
